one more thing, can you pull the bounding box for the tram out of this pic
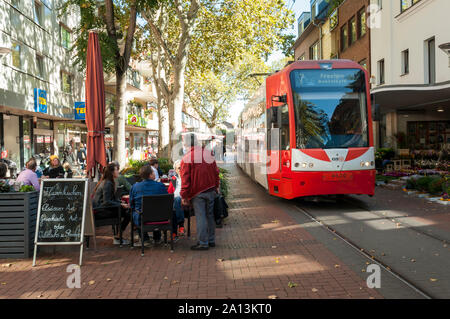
[237,60,375,200]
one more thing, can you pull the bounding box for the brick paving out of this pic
[0,163,381,299]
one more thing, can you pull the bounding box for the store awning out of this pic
[371,81,450,114]
[0,105,75,121]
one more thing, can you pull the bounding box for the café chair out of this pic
[131,194,175,256]
[86,205,124,248]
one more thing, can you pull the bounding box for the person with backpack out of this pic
[180,133,220,251]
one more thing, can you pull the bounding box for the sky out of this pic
[226,0,310,125]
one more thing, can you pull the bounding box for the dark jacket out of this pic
[93,180,120,209]
[180,146,220,201]
[43,165,65,179]
[129,179,168,215]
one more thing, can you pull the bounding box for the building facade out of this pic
[0,0,84,172]
[0,0,160,172]
[370,0,450,152]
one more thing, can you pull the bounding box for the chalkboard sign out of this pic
[33,179,89,266]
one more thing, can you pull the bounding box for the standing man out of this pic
[180,133,220,251]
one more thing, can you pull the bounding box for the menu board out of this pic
[35,179,88,244]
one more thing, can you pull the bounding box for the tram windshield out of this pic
[290,68,369,149]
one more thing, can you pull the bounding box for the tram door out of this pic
[266,106,281,193]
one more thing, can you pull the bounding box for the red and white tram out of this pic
[237,60,375,199]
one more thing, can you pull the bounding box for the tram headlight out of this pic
[302,163,307,168]
[361,161,371,167]
[309,163,314,168]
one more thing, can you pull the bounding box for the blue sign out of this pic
[74,102,86,120]
[34,88,47,114]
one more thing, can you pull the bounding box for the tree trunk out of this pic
[157,95,163,155]
[113,70,127,168]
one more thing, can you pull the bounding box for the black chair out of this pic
[131,194,175,256]
[91,206,123,247]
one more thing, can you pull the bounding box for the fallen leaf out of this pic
[1,283,6,285]
[369,297,375,300]
[164,276,168,280]
[268,295,278,299]
[88,280,95,285]
[288,282,297,288]
[271,246,277,249]
[171,280,179,285]
[37,294,43,298]
[168,258,172,262]
[430,278,438,282]
[271,220,279,224]
[217,258,225,262]
[410,259,416,263]
[334,264,340,268]
[106,278,112,282]
[176,261,182,264]
[361,269,366,273]
[311,288,318,292]
[1,263,12,268]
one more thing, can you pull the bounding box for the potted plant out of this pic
[0,181,39,259]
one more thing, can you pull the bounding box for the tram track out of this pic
[293,203,434,299]
[340,196,450,246]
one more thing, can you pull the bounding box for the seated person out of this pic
[43,155,65,179]
[129,165,168,245]
[111,161,132,195]
[63,162,73,178]
[16,158,40,191]
[168,160,185,240]
[149,158,160,181]
[92,163,131,245]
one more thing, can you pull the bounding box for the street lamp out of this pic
[439,42,450,67]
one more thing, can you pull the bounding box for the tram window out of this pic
[280,104,290,150]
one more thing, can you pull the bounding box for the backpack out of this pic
[214,194,229,221]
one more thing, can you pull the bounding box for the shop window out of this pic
[407,121,450,150]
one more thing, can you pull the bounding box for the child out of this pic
[167,160,185,240]
[63,162,73,178]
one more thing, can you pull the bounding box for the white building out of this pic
[0,0,85,170]
[370,0,450,151]
[0,0,159,170]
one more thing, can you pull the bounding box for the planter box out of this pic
[0,191,39,259]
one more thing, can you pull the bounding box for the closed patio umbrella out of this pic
[85,31,107,177]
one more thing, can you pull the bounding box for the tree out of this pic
[141,0,200,159]
[140,0,293,150]
[62,0,158,167]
